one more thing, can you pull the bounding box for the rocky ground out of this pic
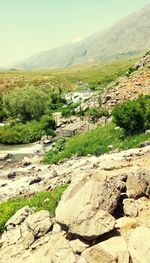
[0,143,150,262]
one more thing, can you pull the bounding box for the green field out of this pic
[0,57,138,94]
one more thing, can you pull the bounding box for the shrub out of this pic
[112,95,150,135]
[49,93,67,111]
[125,66,137,77]
[61,103,78,118]
[40,115,56,135]
[0,96,6,121]
[86,108,109,123]
[3,86,50,121]
[0,115,55,144]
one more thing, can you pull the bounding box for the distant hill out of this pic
[13,5,150,70]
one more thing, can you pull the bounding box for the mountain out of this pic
[14,5,150,70]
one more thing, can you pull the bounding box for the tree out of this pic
[3,86,50,121]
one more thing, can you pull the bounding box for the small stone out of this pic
[139,141,150,147]
[29,177,42,185]
[7,171,16,179]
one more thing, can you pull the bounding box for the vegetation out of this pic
[3,85,51,121]
[0,115,55,144]
[0,57,137,95]
[112,95,150,135]
[86,108,109,123]
[125,66,137,77]
[61,103,79,117]
[0,56,143,145]
[0,185,67,233]
[43,122,150,164]
[0,97,6,121]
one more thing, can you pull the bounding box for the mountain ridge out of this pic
[13,5,150,70]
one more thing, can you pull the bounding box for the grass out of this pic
[43,122,150,164]
[0,185,67,233]
[0,57,137,95]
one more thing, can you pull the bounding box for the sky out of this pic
[0,0,150,66]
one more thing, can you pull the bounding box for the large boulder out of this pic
[82,236,130,263]
[56,174,120,240]
[129,227,150,263]
[126,168,150,199]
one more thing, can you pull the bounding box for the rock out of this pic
[123,199,139,217]
[7,171,16,179]
[5,206,34,228]
[52,223,61,233]
[29,177,42,185]
[42,138,53,145]
[20,222,35,249]
[108,145,114,150]
[115,126,121,130]
[26,210,52,237]
[77,257,87,263]
[129,226,150,263]
[145,130,150,135]
[115,217,138,229]
[116,180,126,192]
[25,233,76,263]
[0,153,10,161]
[69,239,89,254]
[126,168,150,198]
[56,174,119,240]
[82,236,130,263]
[140,141,150,147]
[0,183,8,187]
[22,157,31,166]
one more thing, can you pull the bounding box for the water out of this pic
[65,90,98,103]
[0,143,42,161]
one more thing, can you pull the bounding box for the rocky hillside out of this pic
[14,5,150,69]
[78,51,150,111]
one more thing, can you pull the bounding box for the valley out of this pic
[0,5,150,261]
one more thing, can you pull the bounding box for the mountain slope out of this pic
[14,5,150,69]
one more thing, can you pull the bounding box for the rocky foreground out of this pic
[0,144,150,262]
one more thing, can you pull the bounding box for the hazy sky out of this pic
[0,0,150,66]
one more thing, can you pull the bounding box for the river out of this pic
[0,143,43,161]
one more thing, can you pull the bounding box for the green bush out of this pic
[0,96,6,121]
[112,95,150,135]
[86,108,109,123]
[3,86,50,121]
[61,103,78,118]
[0,115,55,144]
[40,115,56,135]
[0,185,67,233]
[125,66,137,77]
[49,93,67,111]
